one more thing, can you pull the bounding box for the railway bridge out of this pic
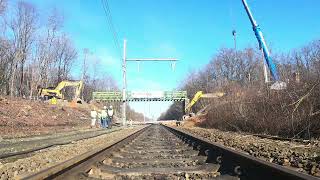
[92,90,189,123]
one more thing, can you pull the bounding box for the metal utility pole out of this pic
[82,48,89,100]
[121,39,178,126]
[82,49,89,81]
[143,102,146,124]
[122,40,127,126]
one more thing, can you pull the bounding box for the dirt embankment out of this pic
[0,96,91,138]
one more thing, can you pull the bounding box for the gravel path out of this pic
[175,126,320,177]
[0,125,145,179]
[0,127,124,160]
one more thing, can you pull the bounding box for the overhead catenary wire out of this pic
[229,0,236,30]
[101,0,122,57]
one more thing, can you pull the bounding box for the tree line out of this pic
[0,1,115,101]
[160,39,320,138]
[0,0,147,121]
[0,0,79,98]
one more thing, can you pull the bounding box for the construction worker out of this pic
[90,108,97,128]
[100,106,108,128]
[107,105,114,128]
[97,111,101,127]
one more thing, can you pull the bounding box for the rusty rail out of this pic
[164,125,318,180]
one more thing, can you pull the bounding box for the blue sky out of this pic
[9,0,320,119]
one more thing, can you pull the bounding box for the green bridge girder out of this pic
[92,91,187,102]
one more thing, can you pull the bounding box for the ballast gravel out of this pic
[176,126,320,177]
[0,126,145,179]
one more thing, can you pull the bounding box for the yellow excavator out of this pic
[185,91,225,113]
[38,80,83,102]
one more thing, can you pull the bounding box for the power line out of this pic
[101,0,122,57]
[101,0,119,45]
[229,0,236,30]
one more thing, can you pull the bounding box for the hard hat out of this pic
[109,105,113,109]
[103,106,107,109]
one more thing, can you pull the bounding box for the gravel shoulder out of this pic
[0,125,145,179]
[0,126,123,159]
[174,126,320,177]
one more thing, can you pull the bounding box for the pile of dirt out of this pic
[0,96,90,138]
[182,114,207,128]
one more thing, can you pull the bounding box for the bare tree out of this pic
[0,1,101,102]
[0,39,11,94]
[7,1,37,96]
[162,42,320,138]
[27,7,77,97]
[54,34,77,83]
[0,0,6,15]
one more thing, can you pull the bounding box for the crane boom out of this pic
[241,0,279,81]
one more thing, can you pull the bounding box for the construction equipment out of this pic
[185,91,225,113]
[38,80,83,102]
[241,0,286,90]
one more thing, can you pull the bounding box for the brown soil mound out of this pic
[182,114,208,128]
[0,96,90,138]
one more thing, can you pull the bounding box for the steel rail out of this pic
[163,125,318,180]
[22,124,318,180]
[22,125,150,180]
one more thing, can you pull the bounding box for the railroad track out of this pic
[0,127,124,162]
[24,124,318,180]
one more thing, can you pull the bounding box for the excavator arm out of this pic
[54,81,83,99]
[39,80,83,100]
[185,91,203,113]
[185,91,226,113]
[74,81,83,99]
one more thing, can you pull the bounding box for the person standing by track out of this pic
[100,106,108,128]
[107,105,114,128]
[90,108,97,128]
